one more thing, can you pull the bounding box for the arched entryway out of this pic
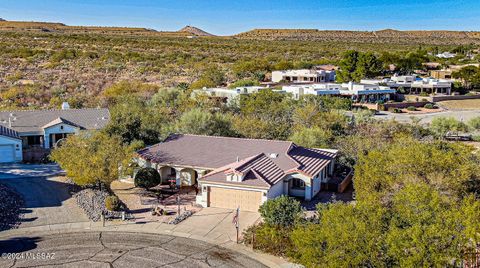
[158,166,176,185]
[179,168,198,186]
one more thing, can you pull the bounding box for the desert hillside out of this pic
[234,29,480,44]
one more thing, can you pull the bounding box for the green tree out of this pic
[176,108,236,136]
[259,195,302,228]
[353,52,382,80]
[336,50,360,82]
[430,117,469,138]
[290,127,333,148]
[452,66,480,90]
[50,132,134,190]
[134,167,161,190]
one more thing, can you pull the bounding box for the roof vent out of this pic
[61,102,70,110]
[269,153,278,159]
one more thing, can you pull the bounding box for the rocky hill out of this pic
[178,26,214,36]
[234,28,480,45]
[0,20,190,37]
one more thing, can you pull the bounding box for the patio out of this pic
[111,181,202,223]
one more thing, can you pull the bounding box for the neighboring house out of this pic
[282,83,342,100]
[0,105,110,162]
[192,86,267,106]
[361,75,452,95]
[136,134,337,212]
[340,82,396,102]
[272,69,336,83]
[436,52,456,59]
[430,70,453,80]
[0,125,22,163]
[410,78,452,95]
[281,82,395,103]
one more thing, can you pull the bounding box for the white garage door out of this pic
[208,187,263,212]
[0,145,15,163]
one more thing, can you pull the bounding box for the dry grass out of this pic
[440,99,480,110]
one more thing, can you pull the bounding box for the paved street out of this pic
[0,231,267,267]
[374,109,480,124]
[0,164,88,228]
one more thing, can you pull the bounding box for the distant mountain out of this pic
[178,26,214,36]
[0,18,5,21]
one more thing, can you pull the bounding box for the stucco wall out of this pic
[43,123,78,148]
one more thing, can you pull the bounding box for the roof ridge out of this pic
[0,108,108,113]
[285,142,303,169]
[178,133,293,144]
[231,153,265,173]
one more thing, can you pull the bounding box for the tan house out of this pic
[136,134,337,212]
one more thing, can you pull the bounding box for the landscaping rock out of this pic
[73,188,109,221]
[168,210,193,225]
[0,183,24,231]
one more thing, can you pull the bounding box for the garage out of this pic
[0,145,15,163]
[0,126,23,163]
[208,186,263,212]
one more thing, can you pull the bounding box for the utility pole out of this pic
[233,207,240,244]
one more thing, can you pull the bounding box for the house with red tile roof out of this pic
[136,134,338,212]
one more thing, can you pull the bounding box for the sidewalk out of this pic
[0,220,297,268]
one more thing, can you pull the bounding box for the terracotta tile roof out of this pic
[0,108,109,134]
[0,125,20,140]
[138,134,338,188]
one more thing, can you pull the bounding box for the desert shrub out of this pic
[471,135,480,142]
[420,92,429,97]
[424,103,435,109]
[468,117,480,130]
[105,195,120,211]
[243,223,292,256]
[134,167,161,190]
[406,106,417,111]
[259,195,302,228]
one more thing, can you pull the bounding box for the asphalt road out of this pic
[374,109,480,124]
[0,231,267,268]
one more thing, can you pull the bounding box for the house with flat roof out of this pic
[340,82,396,102]
[136,134,337,212]
[192,86,267,106]
[272,69,336,83]
[0,105,110,162]
[282,83,342,100]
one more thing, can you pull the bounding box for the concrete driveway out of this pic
[171,207,261,243]
[0,164,88,229]
[0,231,267,268]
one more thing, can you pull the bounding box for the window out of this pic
[292,178,305,190]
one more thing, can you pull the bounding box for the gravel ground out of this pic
[0,183,24,231]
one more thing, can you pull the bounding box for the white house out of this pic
[136,134,337,212]
[0,125,22,163]
[282,83,342,100]
[192,86,267,106]
[361,75,452,95]
[0,105,110,162]
[340,82,396,102]
[272,69,336,83]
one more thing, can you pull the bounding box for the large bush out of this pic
[134,167,161,190]
[259,195,302,228]
[105,195,120,211]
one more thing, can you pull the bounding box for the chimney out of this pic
[61,102,70,110]
[236,156,240,162]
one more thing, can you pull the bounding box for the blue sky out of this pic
[1,0,479,35]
